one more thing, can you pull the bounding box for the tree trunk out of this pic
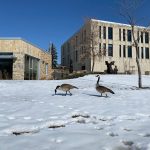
[131,25,142,88]
[91,56,95,73]
[135,46,142,88]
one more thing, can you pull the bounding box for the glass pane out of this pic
[24,55,30,80]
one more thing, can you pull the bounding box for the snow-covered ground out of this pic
[0,75,150,150]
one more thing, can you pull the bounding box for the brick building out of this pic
[0,38,53,80]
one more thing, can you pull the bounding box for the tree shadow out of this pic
[134,86,150,90]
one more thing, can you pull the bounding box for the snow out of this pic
[0,75,150,150]
[91,19,146,29]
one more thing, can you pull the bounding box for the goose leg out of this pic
[106,94,108,97]
[101,93,102,97]
[69,91,72,96]
[65,91,67,96]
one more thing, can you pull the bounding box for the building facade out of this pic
[0,38,53,80]
[61,19,150,75]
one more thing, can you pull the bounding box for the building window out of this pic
[123,29,126,41]
[141,32,143,43]
[108,44,113,57]
[24,55,39,80]
[108,27,113,40]
[103,26,106,39]
[119,45,121,57]
[123,45,126,58]
[99,43,101,50]
[45,64,48,75]
[99,26,101,39]
[141,47,144,59]
[137,47,140,58]
[103,43,106,50]
[145,32,149,44]
[127,30,132,42]
[128,46,132,58]
[137,31,140,42]
[119,29,121,41]
[145,47,149,59]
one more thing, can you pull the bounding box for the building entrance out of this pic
[0,53,13,80]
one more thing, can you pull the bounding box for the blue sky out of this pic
[0,0,150,63]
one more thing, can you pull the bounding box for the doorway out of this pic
[0,53,13,80]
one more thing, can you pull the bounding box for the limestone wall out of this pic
[0,39,53,80]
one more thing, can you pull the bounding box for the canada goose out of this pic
[55,84,78,96]
[96,75,115,97]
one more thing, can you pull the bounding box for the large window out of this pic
[128,46,132,58]
[99,26,101,39]
[119,29,121,41]
[123,29,126,41]
[103,43,106,55]
[108,27,113,40]
[141,47,144,59]
[145,48,149,59]
[24,55,39,80]
[123,45,126,58]
[45,64,48,75]
[127,30,132,42]
[137,31,140,42]
[103,26,106,39]
[108,44,113,57]
[137,47,140,58]
[99,43,101,50]
[0,52,13,80]
[119,45,121,57]
[141,32,143,43]
[145,32,149,44]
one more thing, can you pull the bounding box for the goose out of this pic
[96,75,115,97]
[55,84,78,96]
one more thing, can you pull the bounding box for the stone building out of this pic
[61,19,150,75]
[0,38,53,80]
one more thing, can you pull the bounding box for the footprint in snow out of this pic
[139,133,150,137]
[107,132,118,137]
[123,128,133,132]
[121,140,134,146]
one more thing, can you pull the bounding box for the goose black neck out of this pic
[97,76,100,84]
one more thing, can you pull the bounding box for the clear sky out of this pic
[0,0,149,63]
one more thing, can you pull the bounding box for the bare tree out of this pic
[119,0,150,88]
[80,19,106,73]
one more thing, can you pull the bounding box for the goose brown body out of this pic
[96,75,114,97]
[55,84,78,95]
